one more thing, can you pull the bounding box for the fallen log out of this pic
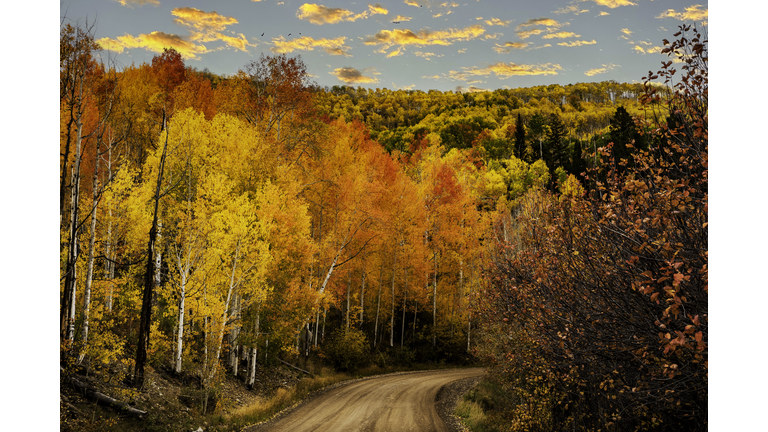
[277,358,310,375]
[62,369,147,418]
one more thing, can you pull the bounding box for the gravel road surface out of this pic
[246,368,485,432]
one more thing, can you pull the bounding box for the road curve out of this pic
[246,368,485,432]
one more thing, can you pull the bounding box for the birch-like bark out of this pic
[248,310,260,387]
[345,271,351,333]
[78,134,101,363]
[374,262,384,347]
[359,265,366,329]
[389,251,398,347]
[401,268,408,347]
[432,249,438,347]
[62,79,84,342]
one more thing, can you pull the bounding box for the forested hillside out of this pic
[60,20,706,432]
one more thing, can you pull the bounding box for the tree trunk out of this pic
[78,134,101,364]
[345,271,351,333]
[401,268,408,347]
[374,262,384,347]
[134,128,171,388]
[248,310,260,387]
[432,250,438,348]
[360,265,366,329]
[390,251,398,347]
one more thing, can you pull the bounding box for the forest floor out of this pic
[60,359,480,432]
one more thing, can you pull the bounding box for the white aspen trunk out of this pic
[401,268,408,347]
[322,308,327,342]
[105,213,113,312]
[374,263,384,347]
[154,221,162,288]
[360,266,366,329]
[207,241,240,388]
[174,273,186,373]
[467,265,473,353]
[390,251,398,348]
[79,137,100,362]
[314,307,320,348]
[248,310,260,387]
[345,272,351,333]
[432,250,438,347]
[64,95,85,343]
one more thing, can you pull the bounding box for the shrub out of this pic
[322,327,370,372]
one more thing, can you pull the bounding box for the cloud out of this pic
[457,48,467,53]
[493,41,530,53]
[171,8,255,52]
[422,74,442,80]
[96,31,208,59]
[456,85,488,93]
[517,29,543,39]
[633,45,663,54]
[515,17,568,39]
[368,3,388,15]
[656,4,707,25]
[433,13,443,18]
[386,48,404,57]
[414,51,441,60]
[330,67,380,83]
[393,82,416,90]
[172,7,238,32]
[449,62,562,81]
[484,33,503,40]
[296,3,368,24]
[542,31,579,39]
[517,17,562,28]
[598,11,610,16]
[485,18,511,26]
[553,5,589,15]
[393,15,412,22]
[584,63,618,76]
[271,35,352,56]
[557,39,596,47]
[404,0,426,6]
[621,28,632,36]
[114,0,159,7]
[364,25,486,54]
[582,0,637,8]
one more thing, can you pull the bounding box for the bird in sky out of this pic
[261,32,264,36]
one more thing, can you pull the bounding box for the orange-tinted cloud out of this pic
[485,18,511,26]
[598,11,610,16]
[582,0,636,8]
[96,31,208,59]
[449,62,562,81]
[393,15,412,22]
[171,7,254,52]
[297,3,367,24]
[271,35,351,56]
[633,45,663,54]
[364,25,485,54]
[115,0,159,7]
[330,67,380,83]
[456,85,488,93]
[368,3,388,15]
[553,5,589,15]
[621,28,632,36]
[558,39,596,47]
[172,7,238,32]
[656,4,707,25]
[542,31,579,39]
[584,63,618,76]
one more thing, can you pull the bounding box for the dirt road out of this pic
[246,368,485,432]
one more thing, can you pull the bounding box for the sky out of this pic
[61,0,708,92]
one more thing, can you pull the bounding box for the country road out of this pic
[246,368,485,432]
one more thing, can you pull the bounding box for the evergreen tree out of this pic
[571,138,587,178]
[608,106,642,162]
[545,112,568,172]
[514,112,526,160]
[528,113,548,162]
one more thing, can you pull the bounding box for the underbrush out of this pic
[454,377,513,432]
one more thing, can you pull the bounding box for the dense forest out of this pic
[60,20,707,431]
